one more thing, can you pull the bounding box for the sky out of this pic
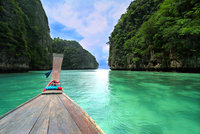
[40,0,132,69]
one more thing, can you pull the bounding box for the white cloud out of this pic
[41,0,132,67]
[102,44,109,53]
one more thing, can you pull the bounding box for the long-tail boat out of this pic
[0,53,105,134]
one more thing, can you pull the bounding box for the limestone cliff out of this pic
[108,0,200,72]
[0,0,29,72]
[0,0,51,72]
[15,0,52,70]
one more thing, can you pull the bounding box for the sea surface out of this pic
[0,70,200,134]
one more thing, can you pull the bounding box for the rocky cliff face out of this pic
[15,0,52,70]
[52,38,99,69]
[0,0,51,72]
[109,0,200,72]
[0,0,30,72]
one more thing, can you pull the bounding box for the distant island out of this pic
[52,38,98,69]
[0,0,98,72]
[109,0,200,73]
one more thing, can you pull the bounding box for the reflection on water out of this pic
[61,70,110,122]
[0,70,200,134]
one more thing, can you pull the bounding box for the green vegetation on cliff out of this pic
[0,0,51,72]
[109,0,200,72]
[15,0,52,69]
[0,0,29,71]
[52,38,98,69]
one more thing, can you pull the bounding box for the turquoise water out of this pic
[0,70,200,134]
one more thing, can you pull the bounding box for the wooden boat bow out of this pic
[0,53,105,134]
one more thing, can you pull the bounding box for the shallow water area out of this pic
[0,70,200,134]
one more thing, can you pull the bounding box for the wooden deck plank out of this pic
[0,95,49,134]
[0,95,44,129]
[29,95,51,134]
[58,94,105,134]
[48,95,82,134]
[0,94,41,121]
